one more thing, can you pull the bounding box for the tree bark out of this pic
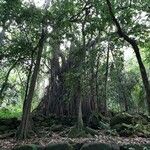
[77,79,84,130]
[103,44,110,115]
[106,0,150,115]
[16,27,46,139]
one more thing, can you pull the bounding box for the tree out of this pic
[16,26,47,139]
[106,0,150,115]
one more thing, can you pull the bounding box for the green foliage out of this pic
[0,106,21,118]
[0,0,150,123]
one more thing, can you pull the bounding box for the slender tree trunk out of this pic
[111,49,129,112]
[106,0,150,115]
[16,27,46,139]
[24,50,34,104]
[103,45,110,115]
[77,79,83,130]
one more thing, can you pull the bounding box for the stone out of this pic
[80,143,120,150]
[45,143,73,150]
[120,144,150,150]
[13,144,41,150]
[110,113,133,127]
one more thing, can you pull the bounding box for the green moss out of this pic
[13,144,39,150]
[120,144,150,150]
[110,113,133,127]
[85,127,98,136]
[68,126,88,138]
[0,125,9,132]
[105,129,118,136]
[80,143,119,150]
[88,112,103,129]
[50,124,63,132]
[72,143,84,150]
[45,143,73,150]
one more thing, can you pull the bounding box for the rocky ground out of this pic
[0,132,150,149]
[0,112,150,149]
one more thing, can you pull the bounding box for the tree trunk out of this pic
[110,49,129,112]
[16,27,46,139]
[103,44,110,115]
[106,0,150,115]
[77,79,83,130]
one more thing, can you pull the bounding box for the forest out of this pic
[0,0,150,149]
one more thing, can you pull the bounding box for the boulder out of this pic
[85,127,99,136]
[51,124,63,132]
[110,113,133,127]
[13,144,42,150]
[88,112,103,129]
[112,123,135,137]
[68,126,92,138]
[80,143,120,150]
[120,144,150,150]
[72,143,84,150]
[45,143,73,150]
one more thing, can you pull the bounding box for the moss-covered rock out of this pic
[132,114,149,125]
[85,127,98,136]
[72,143,84,150]
[120,144,150,150]
[13,144,41,150]
[109,112,150,137]
[105,129,118,136]
[99,121,110,130]
[110,113,133,127]
[45,143,73,150]
[88,112,103,129]
[50,124,63,132]
[0,125,9,132]
[60,116,76,126]
[134,124,150,137]
[0,117,20,134]
[68,126,92,138]
[80,143,120,150]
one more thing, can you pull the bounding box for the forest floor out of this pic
[1,131,150,149]
[0,113,150,149]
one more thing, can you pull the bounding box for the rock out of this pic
[0,125,9,133]
[0,117,20,134]
[60,116,76,126]
[99,121,110,130]
[110,113,133,127]
[112,123,134,137]
[45,143,73,150]
[105,129,118,136]
[80,143,120,150]
[120,144,150,150]
[68,126,91,138]
[72,143,84,150]
[0,117,19,126]
[51,124,63,132]
[0,131,15,139]
[132,114,148,125]
[13,144,42,150]
[85,127,99,136]
[88,112,103,129]
[110,113,150,137]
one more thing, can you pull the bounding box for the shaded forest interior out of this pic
[0,0,150,149]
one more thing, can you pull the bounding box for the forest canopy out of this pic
[0,0,150,148]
